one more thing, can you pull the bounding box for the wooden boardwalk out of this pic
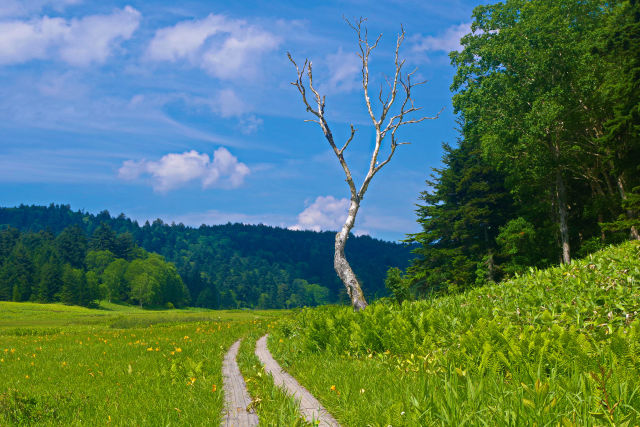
[221,339,259,427]
[255,334,341,427]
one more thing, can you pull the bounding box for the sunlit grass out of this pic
[269,241,640,425]
[0,302,284,425]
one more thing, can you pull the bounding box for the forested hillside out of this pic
[0,225,189,308]
[0,204,413,308]
[402,0,640,295]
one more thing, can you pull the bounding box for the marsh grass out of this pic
[0,302,283,425]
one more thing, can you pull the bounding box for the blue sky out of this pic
[0,0,490,241]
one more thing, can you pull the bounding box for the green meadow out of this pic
[0,303,283,425]
[1,241,639,426]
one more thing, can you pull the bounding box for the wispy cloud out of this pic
[146,13,280,80]
[411,22,471,55]
[0,0,82,18]
[0,6,140,66]
[118,148,250,192]
[319,47,361,94]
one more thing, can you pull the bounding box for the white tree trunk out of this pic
[288,20,438,310]
[616,176,640,240]
[556,170,571,264]
[334,199,367,311]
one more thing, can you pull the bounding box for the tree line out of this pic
[388,0,640,299]
[0,204,413,308]
[0,225,189,307]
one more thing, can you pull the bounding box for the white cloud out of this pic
[0,6,140,66]
[118,148,250,192]
[58,6,140,66]
[411,22,471,54]
[290,195,349,232]
[212,88,247,118]
[0,0,81,18]
[320,47,361,94]
[240,115,263,134]
[146,13,280,80]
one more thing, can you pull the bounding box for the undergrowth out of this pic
[269,241,640,425]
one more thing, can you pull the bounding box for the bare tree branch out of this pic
[288,19,440,311]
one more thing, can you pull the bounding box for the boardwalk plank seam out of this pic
[255,334,341,427]
[221,339,259,427]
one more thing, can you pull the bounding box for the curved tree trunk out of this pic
[334,199,367,311]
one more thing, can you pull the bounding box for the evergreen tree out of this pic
[405,139,513,293]
[55,226,87,268]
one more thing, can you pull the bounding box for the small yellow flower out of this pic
[155,347,159,351]
[330,385,336,391]
[25,375,29,379]
[175,347,182,353]
[211,384,217,392]
[146,347,153,351]
[62,361,67,366]
[279,339,284,343]
[170,351,175,355]
[183,336,189,340]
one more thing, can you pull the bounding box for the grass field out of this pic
[269,241,640,425]
[0,302,282,425]
[2,241,639,426]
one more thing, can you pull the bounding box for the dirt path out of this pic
[221,339,259,427]
[255,334,341,427]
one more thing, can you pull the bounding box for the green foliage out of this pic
[405,139,514,294]
[0,204,414,308]
[385,267,411,304]
[496,217,538,275]
[270,241,640,425]
[406,0,639,295]
[0,225,188,308]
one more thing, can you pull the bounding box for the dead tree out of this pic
[288,18,440,311]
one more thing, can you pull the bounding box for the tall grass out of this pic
[269,241,640,425]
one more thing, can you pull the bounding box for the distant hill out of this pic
[0,204,415,308]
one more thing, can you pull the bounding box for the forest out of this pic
[0,225,189,308]
[393,0,640,296]
[0,204,413,309]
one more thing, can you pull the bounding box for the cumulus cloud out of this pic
[320,47,361,94]
[0,6,140,66]
[290,195,349,232]
[118,148,250,192]
[411,22,471,54]
[146,13,280,80]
